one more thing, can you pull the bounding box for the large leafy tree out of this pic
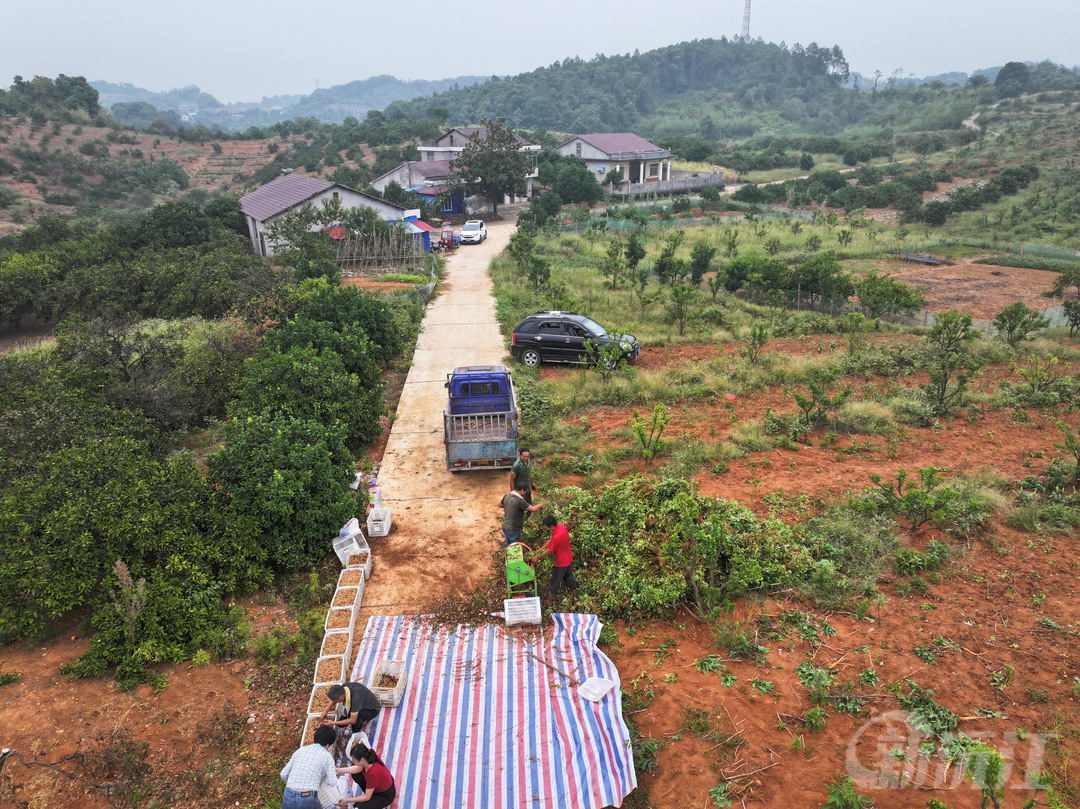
[452,117,532,215]
[208,413,357,569]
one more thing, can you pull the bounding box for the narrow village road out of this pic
[357,218,517,620]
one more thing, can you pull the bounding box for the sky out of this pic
[1,0,1076,103]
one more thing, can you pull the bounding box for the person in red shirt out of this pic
[534,516,578,608]
[335,743,396,807]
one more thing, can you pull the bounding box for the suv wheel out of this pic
[520,348,541,367]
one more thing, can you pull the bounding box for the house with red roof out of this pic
[239,173,414,257]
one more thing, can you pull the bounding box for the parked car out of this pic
[460,220,487,243]
[509,311,640,367]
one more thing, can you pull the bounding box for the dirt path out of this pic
[358,221,517,625]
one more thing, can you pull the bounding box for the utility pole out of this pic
[741,0,751,40]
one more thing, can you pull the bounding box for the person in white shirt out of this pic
[281,725,338,809]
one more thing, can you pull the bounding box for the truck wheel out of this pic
[521,349,541,367]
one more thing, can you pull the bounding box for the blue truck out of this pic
[443,366,519,471]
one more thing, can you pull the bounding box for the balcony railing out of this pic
[609,173,725,198]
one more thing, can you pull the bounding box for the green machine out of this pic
[505,542,537,599]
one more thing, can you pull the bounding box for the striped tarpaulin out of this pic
[349,613,637,808]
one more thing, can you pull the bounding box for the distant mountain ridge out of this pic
[92,74,487,130]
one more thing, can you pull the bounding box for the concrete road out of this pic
[359,219,519,617]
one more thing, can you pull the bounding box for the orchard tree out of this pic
[921,309,983,415]
[856,269,926,319]
[992,302,1050,348]
[452,117,532,215]
[209,413,356,569]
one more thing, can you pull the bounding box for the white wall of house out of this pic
[248,187,408,256]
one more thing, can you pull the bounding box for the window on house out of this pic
[442,197,453,213]
[649,163,659,178]
[332,191,339,199]
[449,135,455,146]
[427,151,435,160]
[576,142,582,157]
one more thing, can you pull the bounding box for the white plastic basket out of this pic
[367,508,391,538]
[368,660,407,708]
[324,606,355,634]
[333,532,363,565]
[331,586,359,610]
[315,653,346,685]
[320,627,352,661]
[301,712,326,747]
[342,532,372,580]
[307,683,339,715]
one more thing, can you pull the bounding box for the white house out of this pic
[239,173,414,257]
[418,127,540,203]
[555,133,672,185]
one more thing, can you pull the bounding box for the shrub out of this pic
[833,400,896,435]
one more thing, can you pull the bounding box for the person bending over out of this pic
[281,725,338,809]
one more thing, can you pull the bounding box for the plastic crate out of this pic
[336,567,365,590]
[315,654,345,684]
[324,606,355,634]
[301,713,326,747]
[307,683,338,715]
[368,660,407,708]
[367,508,391,538]
[343,533,372,580]
[331,586,359,610]
[333,532,363,565]
[320,627,352,660]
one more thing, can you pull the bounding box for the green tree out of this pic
[553,160,604,205]
[991,301,1050,348]
[452,117,532,215]
[507,228,537,275]
[921,309,983,415]
[625,231,647,272]
[1062,299,1080,338]
[208,413,356,569]
[855,269,926,319]
[601,238,626,288]
[690,242,717,285]
[665,281,699,335]
[994,61,1032,99]
[233,344,384,452]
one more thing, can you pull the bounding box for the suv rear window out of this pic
[515,319,538,334]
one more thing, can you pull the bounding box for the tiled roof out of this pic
[566,133,663,155]
[411,160,456,179]
[240,173,333,221]
[447,127,533,147]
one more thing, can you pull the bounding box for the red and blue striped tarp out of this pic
[350,613,637,808]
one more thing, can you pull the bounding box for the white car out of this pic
[460,220,487,244]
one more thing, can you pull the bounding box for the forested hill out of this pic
[93,74,487,130]
[386,38,850,135]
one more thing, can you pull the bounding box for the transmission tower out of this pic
[741,0,751,39]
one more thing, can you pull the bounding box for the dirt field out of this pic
[1,235,1078,808]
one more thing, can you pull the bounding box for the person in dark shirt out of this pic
[500,484,542,546]
[509,448,535,504]
[321,682,381,735]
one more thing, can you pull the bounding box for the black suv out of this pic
[509,311,640,367]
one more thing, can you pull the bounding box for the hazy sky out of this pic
[2,0,1076,103]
